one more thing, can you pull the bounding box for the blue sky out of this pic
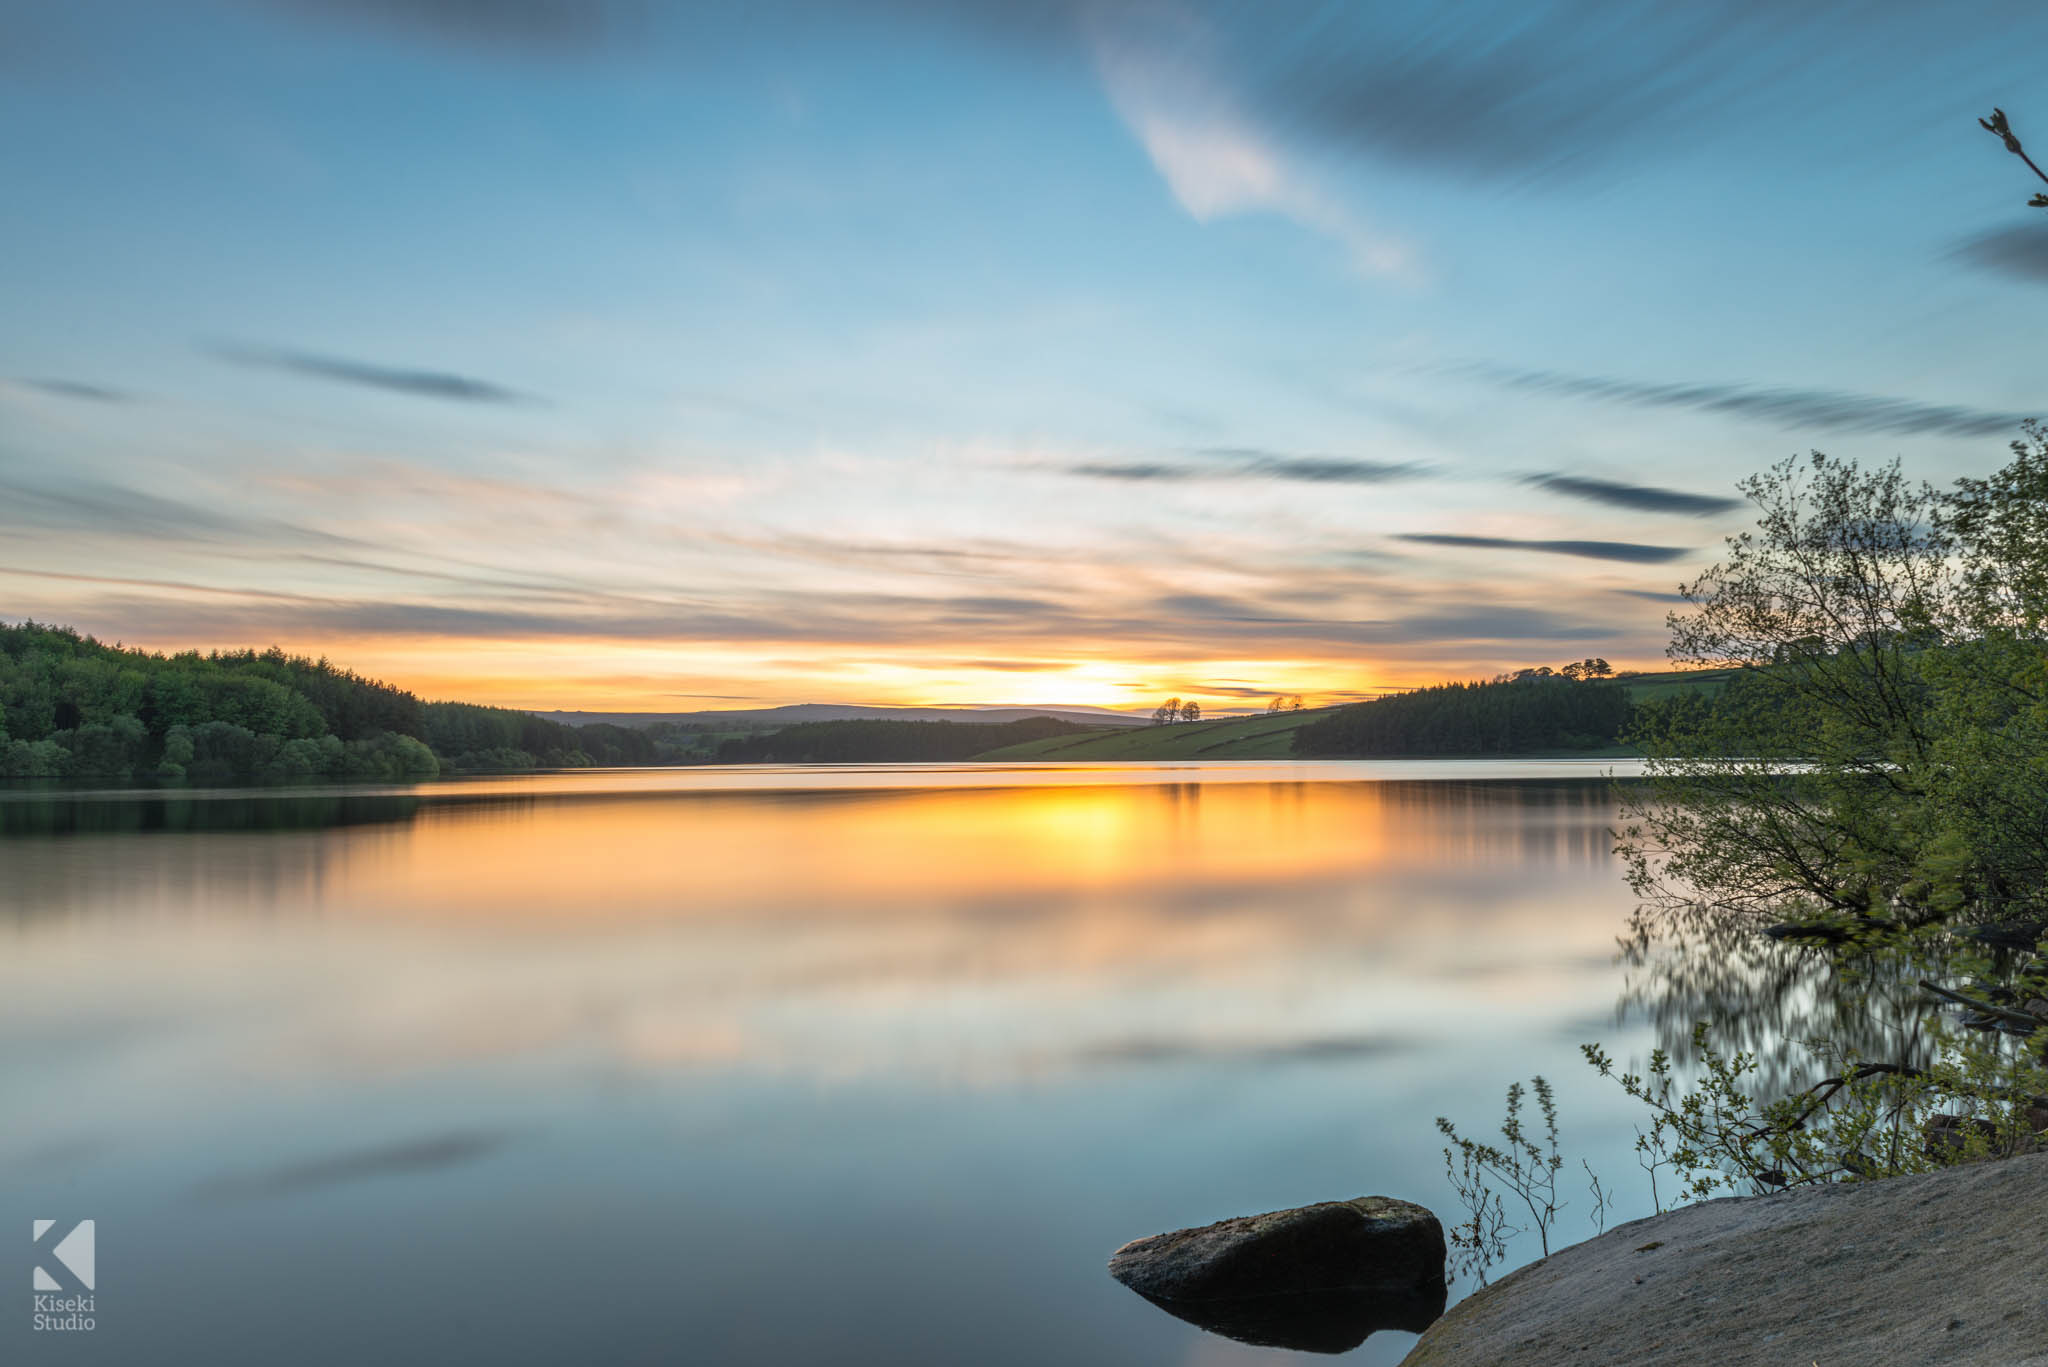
[3,0,2045,709]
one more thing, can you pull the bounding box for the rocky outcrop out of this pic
[1109,1197,1446,1353]
[1401,1149,2048,1366]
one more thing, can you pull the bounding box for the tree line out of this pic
[1290,674,1632,756]
[0,622,704,783]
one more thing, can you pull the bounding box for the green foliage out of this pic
[1436,1077,1613,1285]
[1294,676,1631,757]
[1608,427,2048,1199]
[714,715,1093,763]
[0,620,699,784]
[420,700,684,772]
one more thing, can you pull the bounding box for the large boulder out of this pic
[1108,1197,1446,1351]
[1109,1196,1446,1302]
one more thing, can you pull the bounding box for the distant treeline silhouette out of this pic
[715,716,1093,763]
[0,621,701,782]
[1291,676,1632,756]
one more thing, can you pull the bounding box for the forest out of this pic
[0,622,701,782]
[1290,675,1634,757]
[714,715,1094,763]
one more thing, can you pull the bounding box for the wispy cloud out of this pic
[1465,363,2033,438]
[1067,452,1427,484]
[1954,222,2048,284]
[209,343,538,404]
[1525,473,1741,516]
[1086,11,1416,280]
[1396,533,1690,565]
[263,0,624,52]
[18,379,133,403]
[0,474,356,548]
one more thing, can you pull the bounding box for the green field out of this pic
[1618,667,1739,703]
[972,708,1334,761]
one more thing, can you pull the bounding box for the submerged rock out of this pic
[1108,1197,1447,1352]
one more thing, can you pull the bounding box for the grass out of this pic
[1618,667,1739,703]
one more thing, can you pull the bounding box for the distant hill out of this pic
[715,716,1100,763]
[974,708,1336,761]
[530,703,1152,730]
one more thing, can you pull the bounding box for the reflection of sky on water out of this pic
[2,766,1658,1366]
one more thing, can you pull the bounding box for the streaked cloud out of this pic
[17,379,133,403]
[1087,10,1416,279]
[1525,473,1742,516]
[264,0,623,51]
[209,343,538,404]
[1465,363,2032,438]
[1955,222,2048,284]
[1067,452,1427,484]
[1397,533,1690,565]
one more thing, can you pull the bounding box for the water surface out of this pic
[4,762,1661,1365]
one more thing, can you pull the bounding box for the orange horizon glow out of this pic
[72,624,1669,714]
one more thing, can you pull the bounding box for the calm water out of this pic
[4,762,1667,1366]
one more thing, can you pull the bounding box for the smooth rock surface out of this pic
[1108,1196,1447,1302]
[1401,1149,2048,1366]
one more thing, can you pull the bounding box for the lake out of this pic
[4,761,1673,1365]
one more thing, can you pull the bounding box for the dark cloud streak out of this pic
[1397,533,1689,564]
[1068,452,1427,484]
[21,379,132,403]
[209,343,537,404]
[265,0,622,51]
[1467,363,2032,438]
[1955,223,2048,284]
[1526,473,1741,516]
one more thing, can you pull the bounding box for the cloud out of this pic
[948,658,1066,672]
[1087,13,1416,279]
[1079,1031,1411,1067]
[19,379,132,403]
[263,0,623,51]
[1465,363,2033,438]
[900,2,2018,188]
[1613,588,1691,604]
[1067,452,1427,483]
[209,343,537,404]
[1525,473,1742,516]
[1396,533,1690,564]
[1954,222,2048,284]
[0,474,357,548]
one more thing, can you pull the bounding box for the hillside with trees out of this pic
[1291,674,1634,757]
[0,622,701,782]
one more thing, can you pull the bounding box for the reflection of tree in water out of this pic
[1614,899,1949,1098]
[0,791,426,837]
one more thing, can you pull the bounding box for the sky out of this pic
[3,0,2046,713]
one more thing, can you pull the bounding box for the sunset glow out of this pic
[4,3,2040,712]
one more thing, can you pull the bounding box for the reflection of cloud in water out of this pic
[194,1130,514,1202]
[1077,1033,1414,1067]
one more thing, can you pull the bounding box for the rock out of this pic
[1108,1196,1446,1302]
[1108,1198,1447,1354]
[1399,1150,2048,1366]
